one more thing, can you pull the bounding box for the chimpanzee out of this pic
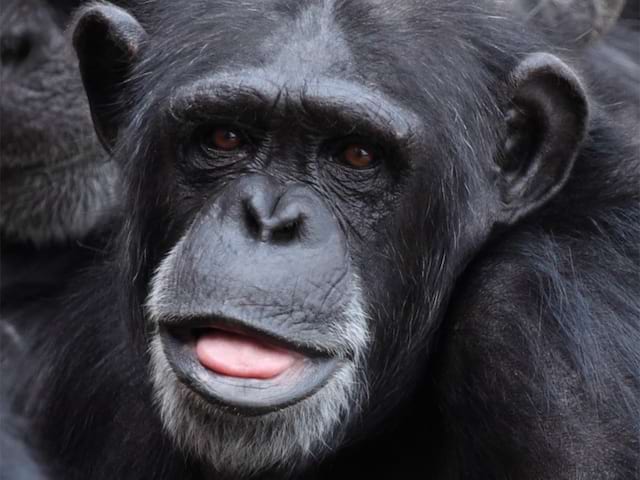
[0,0,118,350]
[10,0,639,479]
[0,1,117,477]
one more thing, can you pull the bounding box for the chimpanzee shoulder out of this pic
[436,114,640,478]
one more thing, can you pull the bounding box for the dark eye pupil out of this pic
[212,128,241,150]
[353,148,367,159]
[343,145,374,168]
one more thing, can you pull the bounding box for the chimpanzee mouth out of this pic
[158,319,341,415]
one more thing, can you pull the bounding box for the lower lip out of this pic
[159,325,340,415]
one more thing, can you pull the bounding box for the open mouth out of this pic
[158,318,341,415]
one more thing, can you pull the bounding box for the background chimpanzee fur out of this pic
[0,0,118,361]
[0,1,119,477]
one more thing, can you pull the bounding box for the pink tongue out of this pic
[196,330,298,379]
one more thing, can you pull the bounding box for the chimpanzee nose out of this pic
[220,175,335,247]
[243,188,305,244]
[0,28,34,67]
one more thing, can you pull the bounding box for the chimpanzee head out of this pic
[72,1,588,476]
[0,0,115,243]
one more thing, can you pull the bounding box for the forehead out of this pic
[146,0,417,94]
[258,1,353,81]
[141,0,484,138]
[156,1,427,138]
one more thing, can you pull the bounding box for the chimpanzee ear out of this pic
[72,4,146,153]
[497,53,588,225]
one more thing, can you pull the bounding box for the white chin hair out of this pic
[147,284,370,477]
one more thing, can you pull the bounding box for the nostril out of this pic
[270,219,301,244]
[241,197,303,244]
[243,200,262,240]
[1,31,33,66]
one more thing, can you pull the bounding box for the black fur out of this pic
[9,1,640,479]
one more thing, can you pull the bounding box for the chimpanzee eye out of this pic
[340,144,376,169]
[206,127,244,152]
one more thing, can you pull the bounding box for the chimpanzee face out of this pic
[142,26,421,479]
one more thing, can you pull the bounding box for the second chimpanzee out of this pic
[0,0,118,357]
